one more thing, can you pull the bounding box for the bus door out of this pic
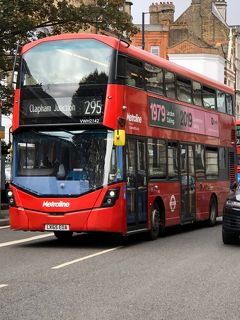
[180,144,196,222]
[126,138,148,230]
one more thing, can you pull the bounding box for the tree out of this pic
[1,139,10,155]
[0,0,138,114]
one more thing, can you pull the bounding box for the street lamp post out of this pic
[141,9,173,50]
[141,12,146,50]
[142,11,161,50]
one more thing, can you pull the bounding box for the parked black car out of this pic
[222,182,240,244]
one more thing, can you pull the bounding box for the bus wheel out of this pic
[206,197,217,227]
[222,229,239,245]
[159,210,166,237]
[148,204,160,240]
[54,231,73,241]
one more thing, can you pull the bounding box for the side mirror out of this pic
[114,130,125,146]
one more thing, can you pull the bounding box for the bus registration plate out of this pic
[45,224,70,231]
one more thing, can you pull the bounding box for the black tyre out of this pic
[54,231,73,241]
[206,197,217,227]
[159,211,166,237]
[222,229,239,245]
[148,204,160,240]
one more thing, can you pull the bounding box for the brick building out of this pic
[131,2,174,59]
[231,26,240,118]
[130,24,169,59]
[168,0,240,117]
[168,0,232,85]
[131,1,239,110]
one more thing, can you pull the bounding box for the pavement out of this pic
[0,204,10,226]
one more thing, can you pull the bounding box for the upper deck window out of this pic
[176,76,192,104]
[21,39,113,86]
[145,63,164,95]
[202,86,216,110]
[165,71,176,99]
[216,90,226,113]
[192,81,202,106]
[226,94,234,115]
[126,58,145,89]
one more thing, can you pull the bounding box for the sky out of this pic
[131,0,239,26]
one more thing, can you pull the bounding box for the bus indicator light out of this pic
[114,130,125,146]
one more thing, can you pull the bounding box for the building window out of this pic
[151,46,160,56]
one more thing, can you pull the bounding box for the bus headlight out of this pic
[101,188,120,207]
[7,189,16,206]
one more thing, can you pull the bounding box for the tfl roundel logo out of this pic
[169,195,176,212]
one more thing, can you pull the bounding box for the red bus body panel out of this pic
[10,183,127,233]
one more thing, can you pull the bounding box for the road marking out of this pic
[0,284,8,289]
[0,233,54,248]
[0,225,10,230]
[52,246,123,270]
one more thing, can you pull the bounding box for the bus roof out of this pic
[21,33,234,95]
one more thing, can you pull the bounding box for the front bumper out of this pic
[10,205,126,234]
[223,206,240,232]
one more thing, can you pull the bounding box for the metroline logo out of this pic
[42,201,70,208]
[126,113,142,123]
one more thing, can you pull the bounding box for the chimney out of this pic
[124,1,133,17]
[214,0,227,21]
[149,2,175,25]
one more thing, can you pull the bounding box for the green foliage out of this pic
[1,139,11,155]
[0,0,138,114]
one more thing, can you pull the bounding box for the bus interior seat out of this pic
[57,164,65,179]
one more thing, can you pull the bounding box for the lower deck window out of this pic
[148,139,166,178]
[206,147,218,178]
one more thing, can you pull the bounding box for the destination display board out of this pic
[148,96,219,137]
[19,85,106,125]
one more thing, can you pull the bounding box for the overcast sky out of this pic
[131,0,239,26]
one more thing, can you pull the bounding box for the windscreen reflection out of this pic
[21,39,113,86]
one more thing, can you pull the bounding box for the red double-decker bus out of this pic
[8,33,236,240]
[236,120,240,182]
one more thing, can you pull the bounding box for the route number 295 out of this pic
[84,100,102,115]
